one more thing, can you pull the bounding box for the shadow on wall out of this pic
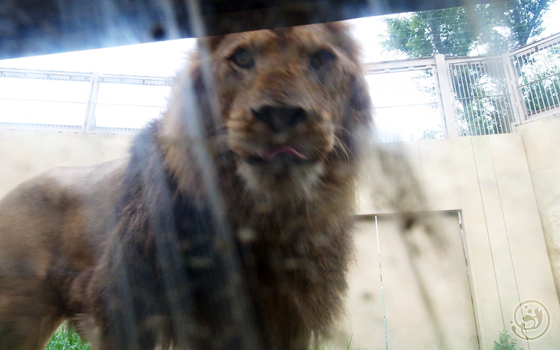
[325,144,478,350]
[332,132,560,350]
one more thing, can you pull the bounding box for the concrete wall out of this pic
[0,130,133,198]
[329,211,480,350]
[1,128,559,349]
[518,114,560,305]
[350,133,560,350]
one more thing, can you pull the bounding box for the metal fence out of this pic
[1,32,559,138]
[0,70,92,131]
[0,68,172,133]
[366,32,560,141]
[510,34,560,122]
[365,60,443,143]
[447,57,517,136]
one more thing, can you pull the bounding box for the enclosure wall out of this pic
[0,130,132,198]
[357,132,560,350]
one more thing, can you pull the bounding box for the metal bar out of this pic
[485,62,499,134]
[540,77,554,112]
[0,122,81,131]
[476,63,487,134]
[1,68,172,83]
[455,93,512,100]
[0,97,87,104]
[518,52,540,117]
[457,64,472,136]
[502,53,525,125]
[435,54,458,138]
[456,63,473,136]
[364,57,436,73]
[510,32,560,58]
[0,68,94,78]
[495,60,512,133]
[375,102,442,109]
[95,102,166,108]
[551,76,560,108]
[462,63,480,135]
[516,71,560,88]
[83,73,100,132]
[519,105,560,122]
[431,65,447,137]
[490,61,508,133]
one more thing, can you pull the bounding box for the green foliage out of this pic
[382,7,477,57]
[45,328,90,350]
[480,0,552,53]
[381,0,556,58]
[420,128,444,140]
[493,330,523,350]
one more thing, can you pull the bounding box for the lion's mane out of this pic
[0,22,372,350]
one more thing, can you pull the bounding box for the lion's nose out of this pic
[252,106,307,133]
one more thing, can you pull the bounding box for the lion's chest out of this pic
[235,210,336,285]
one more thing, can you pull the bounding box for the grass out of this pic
[45,328,90,350]
[50,329,518,350]
[493,330,523,350]
[45,330,367,350]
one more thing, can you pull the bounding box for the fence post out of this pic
[501,53,526,126]
[434,54,458,138]
[83,73,99,133]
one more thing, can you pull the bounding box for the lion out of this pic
[0,22,372,350]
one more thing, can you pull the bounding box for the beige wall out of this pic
[1,128,559,349]
[0,130,133,198]
[330,212,480,350]
[353,134,560,350]
[518,114,560,302]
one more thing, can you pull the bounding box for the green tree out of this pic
[481,0,553,53]
[381,0,555,57]
[382,7,478,57]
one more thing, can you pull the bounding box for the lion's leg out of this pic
[0,316,64,350]
[268,320,311,350]
[0,277,65,350]
[261,297,312,350]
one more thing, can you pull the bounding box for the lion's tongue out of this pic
[258,146,307,162]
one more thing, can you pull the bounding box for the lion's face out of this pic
[202,24,368,200]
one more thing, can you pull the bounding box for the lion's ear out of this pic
[197,35,227,53]
[325,22,360,59]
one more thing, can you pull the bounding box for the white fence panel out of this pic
[0,69,172,133]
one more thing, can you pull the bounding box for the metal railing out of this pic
[0,32,559,138]
[510,33,560,122]
[0,68,172,133]
[446,57,518,136]
[364,32,560,141]
[365,58,443,143]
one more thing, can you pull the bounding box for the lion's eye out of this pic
[309,49,337,70]
[229,48,254,69]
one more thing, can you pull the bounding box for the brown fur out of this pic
[0,23,371,350]
[0,159,127,350]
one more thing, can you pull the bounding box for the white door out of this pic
[327,211,479,350]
